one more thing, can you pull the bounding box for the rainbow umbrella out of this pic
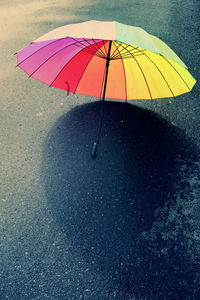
[16,20,196,157]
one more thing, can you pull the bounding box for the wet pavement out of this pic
[1,0,200,299]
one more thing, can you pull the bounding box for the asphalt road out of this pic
[1,0,200,299]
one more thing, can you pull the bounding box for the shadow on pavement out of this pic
[42,101,200,299]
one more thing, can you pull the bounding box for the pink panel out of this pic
[31,40,104,85]
[17,39,56,64]
[19,38,74,75]
[18,38,103,81]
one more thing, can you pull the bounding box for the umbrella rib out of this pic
[97,40,111,59]
[113,42,131,58]
[142,53,175,97]
[122,48,146,58]
[118,42,152,99]
[117,53,144,59]
[28,39,106,79]
[111,41,144,59]
[73,55,96,94]
[70,37,101,56]
[70,42,104,58]
[74,46,106,94]
[110,41,123,59]
[28,40,86,78]
[74,41,111,96]
[103,41,109,57]
[114,42,138,58]
[70,37,106,58]
[133,57,153,100]
[83,38,104,55]
[17,39,59,66]
[161,56,191,91]
[49,41,104,88]
[119,44,175,98]
[113,41,127,101]
[77,38,100,55]
[91,39,107,57]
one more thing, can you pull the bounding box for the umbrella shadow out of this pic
[41,101,200,299]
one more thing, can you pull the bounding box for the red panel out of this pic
[52,41,106,93]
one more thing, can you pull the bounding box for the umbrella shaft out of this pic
[91,100,104,158]
[91,40,112,158]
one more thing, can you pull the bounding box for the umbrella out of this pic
[16,20,196,157]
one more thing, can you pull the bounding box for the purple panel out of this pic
[17,40,56,64]
[19,38,72,75]
[32,43,85,84]
[18,38,102,78]
[32,42,101,85]
[19,38,103,85]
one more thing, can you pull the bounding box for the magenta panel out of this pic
[19,38,73,75]
[18,38,102,81]
[17,39,57,65]
[29,39,103,85]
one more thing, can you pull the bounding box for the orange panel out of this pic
[104,42,127,100]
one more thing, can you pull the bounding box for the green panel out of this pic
[116,22,187,69]
[116,22,158,53]
[150,35,187,68]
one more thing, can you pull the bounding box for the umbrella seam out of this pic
[133,46,192,95]
[70,37,105,57]
[20,38,103,78]
[28,39,88,78]
[49,40,106,87]
[160,56,191,92]
[118,42,152,99]
[74,41,108,95]
[142,53,175,98]
[82,38,102,53]
[119,43,175,98]
[110,41,123,60]
[91,38,107,57]
[17,39,59,66]
[99,42,110,99]
[113,42,143,60]
[103,40,109,57]
[113,41,127,101]
[133,57,153,100]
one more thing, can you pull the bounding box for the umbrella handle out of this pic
[91,142,98,158]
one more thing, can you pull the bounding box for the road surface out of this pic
[1,0,200,299]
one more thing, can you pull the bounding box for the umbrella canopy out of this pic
[16,20,196,101]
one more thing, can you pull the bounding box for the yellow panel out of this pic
[122,56,153,99]
[118,42,196,99]
[144,50,196,96]
[166,57,196,91]
[133,54,173,99]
